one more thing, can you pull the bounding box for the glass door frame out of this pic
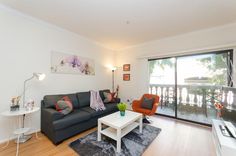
[149,49,233,126]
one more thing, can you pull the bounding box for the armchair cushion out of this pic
[141,97,154,110]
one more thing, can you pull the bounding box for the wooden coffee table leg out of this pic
[117,129,121,152]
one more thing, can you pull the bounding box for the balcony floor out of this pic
[157,104,236,126]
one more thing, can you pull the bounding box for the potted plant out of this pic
[117,102,127,116]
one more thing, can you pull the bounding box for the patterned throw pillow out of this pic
[141,97,154,110]
[55,96,73,115]
[103,92,116,103]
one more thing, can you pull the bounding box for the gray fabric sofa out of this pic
[41,89,119,144]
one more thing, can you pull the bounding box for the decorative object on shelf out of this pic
[25,99,35,111]
[10,96,21,111]
[123,64,130,71]
[51,51,95,75]
[111,66,117,92]
[117,103,127,116]
[123,74,130,81]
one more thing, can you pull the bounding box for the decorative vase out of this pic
[120,111,125,116]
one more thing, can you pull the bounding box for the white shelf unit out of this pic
[212,119,236,156]
[100,122,139,140]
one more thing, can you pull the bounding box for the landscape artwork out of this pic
[51,51,95,75]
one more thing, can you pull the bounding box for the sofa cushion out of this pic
[53,109,91,130]
[99,89,111,101]
[104,103,118,113]
[76,92,90,108]
[43,94,79,109]
[80,107,105,117]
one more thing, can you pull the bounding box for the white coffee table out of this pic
[97,110,142,153]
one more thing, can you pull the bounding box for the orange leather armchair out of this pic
[132,94,160,116]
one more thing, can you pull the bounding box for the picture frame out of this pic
[51,51,95,75]
[123,74,130,81]
[123,64,130,71]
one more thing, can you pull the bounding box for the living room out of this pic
[0,0,236,156]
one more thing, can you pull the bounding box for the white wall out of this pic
[0,7,115,142]
[1,4,236,144]
[115,22,236,104]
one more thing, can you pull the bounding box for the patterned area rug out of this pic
[69,124,161,156]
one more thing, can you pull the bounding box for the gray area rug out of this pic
[69,124,161,156]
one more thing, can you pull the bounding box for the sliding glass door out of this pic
[149,58,176,117]
[149,50,235,125]
[176,53,229,124]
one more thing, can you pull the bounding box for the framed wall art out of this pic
[123,74,130,81]
[123,64,130,71]
[51,51,95,75]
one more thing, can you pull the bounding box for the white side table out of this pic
[1,107,40,156]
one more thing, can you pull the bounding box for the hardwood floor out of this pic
[0,116,216,156]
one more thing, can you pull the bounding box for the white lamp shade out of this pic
[33,73,46,81]
[111,67,117,71]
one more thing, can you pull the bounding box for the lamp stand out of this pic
[112,70,115,92]
[23,76,34,106]
[16,75,35,143]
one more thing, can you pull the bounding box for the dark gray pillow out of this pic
[141,97,154,110]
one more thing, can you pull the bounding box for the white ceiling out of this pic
[1,0,236,50]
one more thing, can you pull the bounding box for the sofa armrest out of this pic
[132,100,141,111]
[41,108,64,144]
[115,98,121,103]
[148,102,159,116]
[42,108,64,121]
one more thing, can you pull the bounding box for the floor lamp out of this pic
[19,72,46,143]
[111,67,117,92]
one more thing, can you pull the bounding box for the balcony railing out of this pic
[149,84,236,111]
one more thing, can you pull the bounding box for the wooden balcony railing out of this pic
[149,84,236,111]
